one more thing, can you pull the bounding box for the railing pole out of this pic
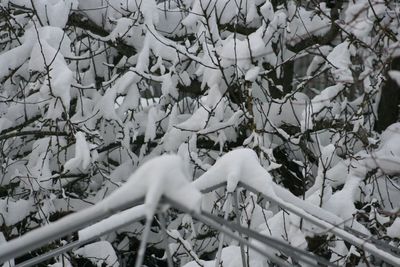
[233,190,247,267]
[0,198,143,264]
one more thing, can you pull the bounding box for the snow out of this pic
[0,233,14,267]
[389,70,400,87]
[360,122,400,175]
[193,148,275,194]
[327,42,356,83]
[183,246,243,267]
[144,107,160,142]
[330,240,348,265]
[0,154,202,263]
[305,144,336,197]
[163,85,236,151]
[1,1,400,266]
[197,110,244,135]
[260,1,274,22]
[264,92,308,129]
[93,86,120,121]
[161,73,179,98]
[193,148,342,226]
[241,193,273,230]
[306,46,332,76]
[0,25,74,81]
[74,241,119,267]
[0,198,33,226]
[79,205,146,241]
[259,211,308,253]
[301,84,345,131]
[0,118,12,133]
[21,137,59,190]
[245,66,261,82]
[324,176,368,232]
[191,149,400,265]
[100,155,202,219]
[64,132,93,172]
[28,26,73,114]
[342,0,385,39]
[220,27,269,70]
[9,0,77,28]
[371,208,390,226]
[0,40,32,80]
[286,4,331,46]
[387,218,400,239]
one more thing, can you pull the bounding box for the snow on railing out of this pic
[0,155,201,265]
[193,148,400,266]
[1,150,399,267]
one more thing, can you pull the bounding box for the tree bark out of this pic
[375,57,400,132]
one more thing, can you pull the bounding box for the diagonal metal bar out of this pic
[0,198,144,264]
[1,181,228,266]
[165,197,292,267]
[233,190,248,267]
[14,192,323,267]
[344,226,400,256]
[200,181,400,266]
[15,210,147,267]
[3,178,400,267]
[214,193,231,267]
[199,181,228,194]
[240,182,400,266]
[159,211,174,267]
[202,209,335,267]
[134,216,153,267]
[16,240,85,267]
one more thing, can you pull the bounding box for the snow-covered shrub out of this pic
[1,0,400,266]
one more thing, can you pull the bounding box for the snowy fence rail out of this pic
[1,151,400,267]
[2,0,400,266]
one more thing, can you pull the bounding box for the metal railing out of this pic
[1,181,399,267]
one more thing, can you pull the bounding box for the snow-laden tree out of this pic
[1,0,400,266]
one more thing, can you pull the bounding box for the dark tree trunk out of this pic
[282,60,294,94]
[375,57,400,132]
